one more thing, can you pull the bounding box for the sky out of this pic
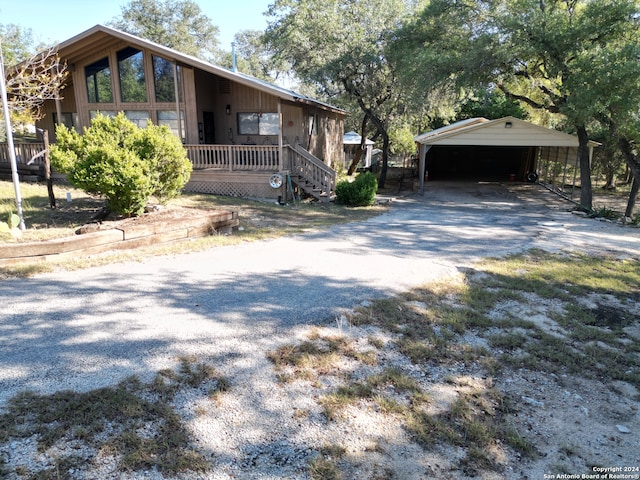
[0,0,272,50]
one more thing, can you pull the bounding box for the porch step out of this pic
[291,174,334,203]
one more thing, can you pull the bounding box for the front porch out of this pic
[1,142,337,202]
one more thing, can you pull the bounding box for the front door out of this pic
[203,111,215,144]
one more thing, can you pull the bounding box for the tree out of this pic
[110,0,220,61]
[265,0,420,187]
[216,30,290,84]
[51,113,192,216]
[395,0,640,211]
[0,23,35,66]
[457,88,528,121]
[1,24,66,135]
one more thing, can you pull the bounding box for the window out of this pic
[237,112,280,135]
[309,114,318,135]
[124,110,150,128]
[90,110,117,119]
[85,57,113,103]
[158,110,185,141]
[52,113,78,129]
[153,55,182,103]
[118,47,147,103]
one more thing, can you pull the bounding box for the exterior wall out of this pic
[193,72,281,146]
[30,28,346,200]
[37,39,195,142]
[293,104,343,169]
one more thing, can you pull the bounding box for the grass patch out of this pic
[267,331,378,384]
[309,456,343,480]
[0,357,229,478]
[270,251,637,475]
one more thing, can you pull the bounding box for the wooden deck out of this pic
[1,142,337,202]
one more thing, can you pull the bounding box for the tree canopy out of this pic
[394,0,640,210]
[265,0,421,185]
[109,0,220,61]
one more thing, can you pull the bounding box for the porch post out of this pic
[419,144,430,194]
[278,100,283,171]
[55,97,63,128]
[173,63,183,142]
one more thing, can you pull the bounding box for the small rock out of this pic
[408,301,427,310]
[522,396,545,407]
[616,424,631,434]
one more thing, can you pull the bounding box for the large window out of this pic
[124,110,150,128]
[85,57,113,103]
[118,47,147,103]
[158,110,185,141]
[153,55,182,103]
[237,113,279,135]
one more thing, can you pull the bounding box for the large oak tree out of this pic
[265,0,421,186]
[395,0,640,211]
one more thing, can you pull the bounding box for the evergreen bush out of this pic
[335,171,378,206]
[51,113,192,216]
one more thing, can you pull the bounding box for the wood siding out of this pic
[33,26,345,172]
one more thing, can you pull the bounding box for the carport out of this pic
[415,116,599,194]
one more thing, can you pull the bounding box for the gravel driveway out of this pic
[2,183,639,404]
[1,182,639,478]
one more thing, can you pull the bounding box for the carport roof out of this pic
[414,116,600,147]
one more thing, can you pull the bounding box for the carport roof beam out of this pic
[414,116,600,148]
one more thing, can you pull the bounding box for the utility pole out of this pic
[0,38,26,230]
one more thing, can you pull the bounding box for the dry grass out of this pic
[0,179,386,277]
[0,356,227,478]
[264,251,639,477]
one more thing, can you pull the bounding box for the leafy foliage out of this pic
[51,113,192,216]
[265,0,418,187]
[335,172,378,207]
[109,0,220,61]
[394,0,640,211]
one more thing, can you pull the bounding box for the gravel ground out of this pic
[1,182,639,479]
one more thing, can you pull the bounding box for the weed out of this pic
[0,359,223,477]
[319,444,346,458]
[589,206,620,220]
[488,331,528,351]
[309,456,342,480]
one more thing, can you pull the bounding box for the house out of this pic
[343,131,374,170]
[2,25,347,201]
[414,116,600,194]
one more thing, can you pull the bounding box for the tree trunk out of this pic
[617,135,640,218]
[347,116,368,176]
[576,125,593,211]
[602,169,616,190]
[354,98,389,189]
[378,129,390,189]
[625,176,639,218]
[42,129,56,209]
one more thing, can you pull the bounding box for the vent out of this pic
[218,78,231,95]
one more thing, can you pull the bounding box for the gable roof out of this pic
[414,116,599,147]
[54,24,347,115]
[343,131,374,145]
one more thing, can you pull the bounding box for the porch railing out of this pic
[185,144,280,171]
[287,144,336,200]
[2,142,336,201]
[0,143,46,165]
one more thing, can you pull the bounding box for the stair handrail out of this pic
[288,144,336,199]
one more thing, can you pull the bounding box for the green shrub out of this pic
[51,113,192,216]
[335,171,378,206]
